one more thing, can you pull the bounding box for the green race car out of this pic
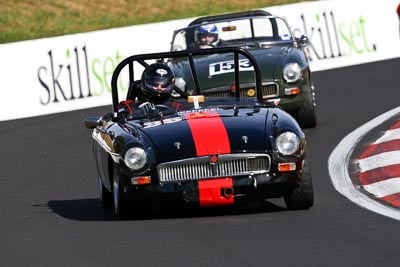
[169,10,317,128]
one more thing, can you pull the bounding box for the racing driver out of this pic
[195,24,219,48]
[117,63,175,115]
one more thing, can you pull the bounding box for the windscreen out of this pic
[171,16,293,51]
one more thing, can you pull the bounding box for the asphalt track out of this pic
[1,58,400,266]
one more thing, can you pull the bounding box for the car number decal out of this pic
[142,117,182,128]
[209,59,254,76]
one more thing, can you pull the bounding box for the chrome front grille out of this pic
[202,82,279,98]
[261,83,279,97]
[157,154,271,183]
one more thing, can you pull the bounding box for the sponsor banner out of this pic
[0,0,399,121]
[0,18,192,121]
[267,0,400,71]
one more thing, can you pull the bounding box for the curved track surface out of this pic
[1,58,400,266]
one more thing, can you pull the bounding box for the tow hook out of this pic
[222,187,234,198]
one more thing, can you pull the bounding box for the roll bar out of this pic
[110,47,263,112]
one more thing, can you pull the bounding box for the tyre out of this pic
[98,176,113,207]
[296,83,317,128]
[284,159,314,210]
[113,167,129,219]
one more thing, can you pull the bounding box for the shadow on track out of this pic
[46,198,287,221]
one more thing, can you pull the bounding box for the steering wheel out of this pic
[154,104,171,111]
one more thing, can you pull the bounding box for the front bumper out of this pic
[122,171,301,208]
[271,81,311,113]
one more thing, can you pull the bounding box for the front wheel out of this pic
[284,159,314,210]
[98,176,113,207]
[113,168,129,219]
[296,83,317,128]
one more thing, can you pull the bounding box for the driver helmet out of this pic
[140,63,175,104]
[195,24,218,48]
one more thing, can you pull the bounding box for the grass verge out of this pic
[1,0,309,44]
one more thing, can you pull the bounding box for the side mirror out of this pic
[84,117,100,129]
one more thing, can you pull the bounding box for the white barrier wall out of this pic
[0,0,399,121]
[269,0,400,70]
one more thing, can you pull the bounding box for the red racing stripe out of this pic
[185,111,233,207]
[198,178,234,207]
[185,111,230,156]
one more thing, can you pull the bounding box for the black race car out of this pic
[169,10,317,128]
[85,47,314,219]
[398,3,400,36]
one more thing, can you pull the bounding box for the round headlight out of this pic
[124,147,147,170]
[276,131,300,156]
[283,63,302,83]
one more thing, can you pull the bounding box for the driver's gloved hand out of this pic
[138,102,156,115]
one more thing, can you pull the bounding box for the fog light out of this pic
[131,176,151,185]
[278,163,296,172]
[284,87,300,95]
